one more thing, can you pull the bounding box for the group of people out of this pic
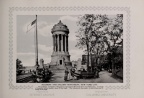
[64,66,101,81]
[64,66,88,81]
[32,68,52,83]
[64,66,78,81]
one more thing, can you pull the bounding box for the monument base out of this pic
[50,51,71,70]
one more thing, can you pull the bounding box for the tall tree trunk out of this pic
[87,43,90,72]
[89,50,93,72]
[90,52,93,72]
[111,58,114,75]
[112,40,116,75]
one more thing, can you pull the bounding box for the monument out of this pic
[50,20,71,69]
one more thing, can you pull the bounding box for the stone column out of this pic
[63,35,65,51]
[65,35,67,52]
[57,34,59,52]
[61,34,63,52]
[55,35,57,51]
[53,35,54,51]
[66,35,68,51]
[54,35,56,51]
[59,34,61,51]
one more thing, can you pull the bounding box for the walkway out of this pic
[49,70,123,83]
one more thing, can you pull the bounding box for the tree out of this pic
[76,14,123,74]
[106,14,123,74]
[16,59,23,69]
[16,58,23,75]
[76,14,109,72]
[90,15,109,71]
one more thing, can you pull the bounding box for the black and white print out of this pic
[16,14,123,83]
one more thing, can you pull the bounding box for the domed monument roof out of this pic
[51,20,69,34]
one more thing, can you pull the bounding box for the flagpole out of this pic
[36,15,39,67]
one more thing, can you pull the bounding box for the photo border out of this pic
[9,6,130,90]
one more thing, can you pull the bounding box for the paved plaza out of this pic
[49,70,123,83]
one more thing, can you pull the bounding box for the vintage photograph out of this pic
[16,14,123,83]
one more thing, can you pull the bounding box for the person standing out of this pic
[68,69,72,80]
[64,67,69,81]
[71,67,75,80]
[96,67,100,78]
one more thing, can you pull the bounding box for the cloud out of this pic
[17,52,37,66]
[17,52,51,66]
[19,15,83,66]
[17,52,46,59]
[59,16,79,42]
[22,21,54,37]
[38,15,79,38]
[38,22,54,36]
[38,21,48,29]
[17,46,84,66]
[22,15,79,38]
[69,49,84,61]
[22,22,34,34]
[38,44,53,52]
[17,52,35,56]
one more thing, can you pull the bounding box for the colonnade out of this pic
[52,34,68,52]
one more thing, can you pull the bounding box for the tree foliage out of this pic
[16,58,23,70]
[76,14,123,72]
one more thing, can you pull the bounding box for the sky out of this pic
[17,15,118,67]
[17,15,84,66]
